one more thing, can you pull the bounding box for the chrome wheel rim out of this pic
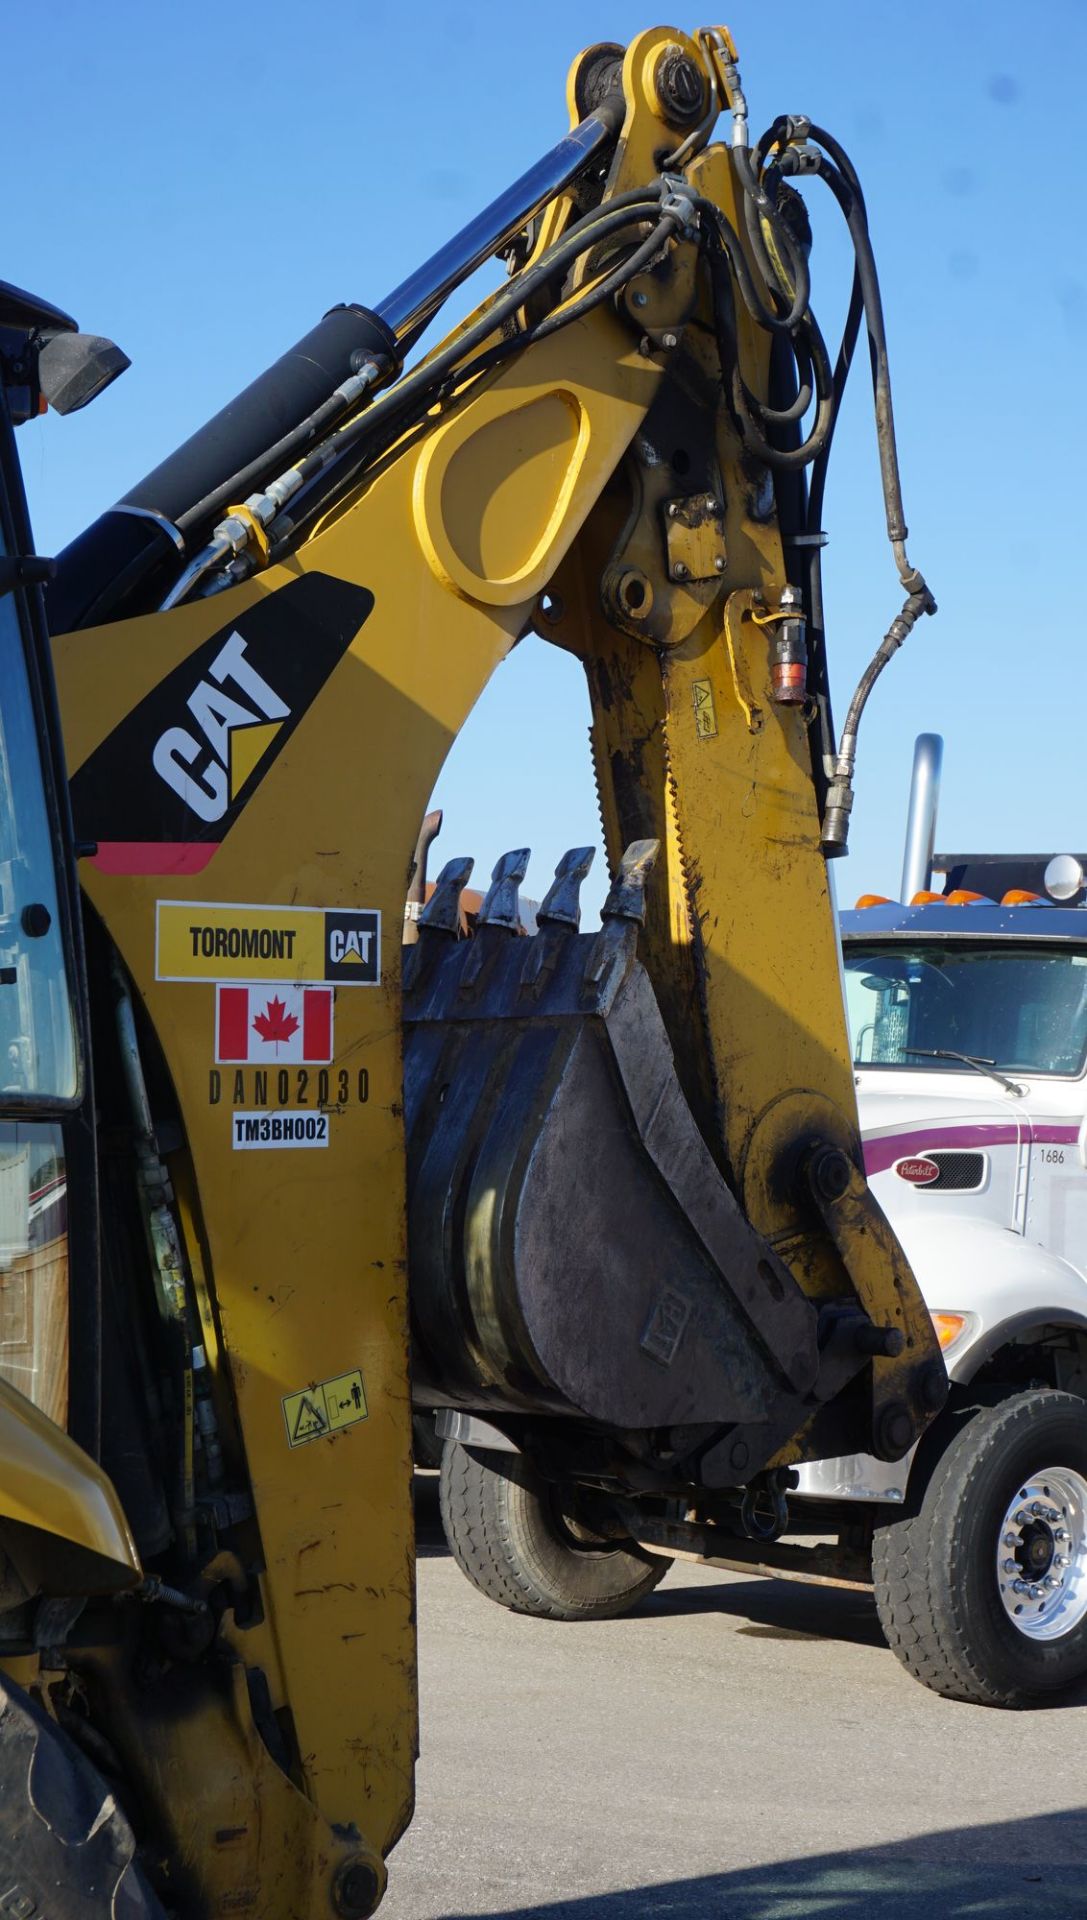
[996,1466,1087,1641]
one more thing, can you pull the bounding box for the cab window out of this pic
[844,944,1087,1078]
[0,505,77,1101]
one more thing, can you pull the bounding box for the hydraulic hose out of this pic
[251,196,687,573]
[760,129,934,852]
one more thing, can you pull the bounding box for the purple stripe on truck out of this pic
[863,1122,1079,1178]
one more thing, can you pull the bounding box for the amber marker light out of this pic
[931,1311,969,1352]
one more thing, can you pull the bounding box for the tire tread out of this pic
[438,1442,669,1621]
[873,1389,1087,1707]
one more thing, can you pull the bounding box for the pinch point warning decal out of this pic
[283,1369,368,1447]
[692,679,718,739]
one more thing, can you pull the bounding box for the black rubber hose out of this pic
[694,199,808,335]
[706,235,834,470]
[262,201,678,560]
[176,188,668,549]
[743,326,814,426]
[778,146,918,575]
[731,314,834,469]
[175,386,365,537]
[732,144,812,326]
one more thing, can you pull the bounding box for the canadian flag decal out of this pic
[216,985,333,1063]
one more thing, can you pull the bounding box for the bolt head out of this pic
[673,562,689,580]
[809,1145,852,1204]
[668,502,680,517]
[704,496,719,514]
[332,1860,382,1919]
[661,331,678,349]
[714,555,725,571]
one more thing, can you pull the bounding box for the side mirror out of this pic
[36,329,130,415]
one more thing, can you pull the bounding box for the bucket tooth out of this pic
[521,846,596,993]
[405,855,474,994]
[419,855,475,935]
[476,849,531,931]
[584,839,660,996]
[538,846,596,930]
[461,849,530,990]
[602,838,660,924]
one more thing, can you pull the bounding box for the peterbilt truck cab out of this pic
[792,853,1087,1707]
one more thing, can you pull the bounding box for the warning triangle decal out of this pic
[230,721,282,800]
[291,1394,327,1443]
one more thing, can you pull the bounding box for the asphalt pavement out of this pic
[380,1474,1087,1919]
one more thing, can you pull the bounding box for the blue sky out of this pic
[11,1,1086,916]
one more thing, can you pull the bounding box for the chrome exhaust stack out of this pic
[900,733,943,903]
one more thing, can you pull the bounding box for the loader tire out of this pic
[0,1671,166,1916]
[872,1389,1087,1707]
[439,1441,671,1620]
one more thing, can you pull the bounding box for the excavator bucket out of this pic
[406,843,882,1479]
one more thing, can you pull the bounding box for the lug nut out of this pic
[1003,1560,1018,1574]
[1004,1533,1018,1547]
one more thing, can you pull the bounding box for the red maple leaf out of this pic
[252,995,299,1049]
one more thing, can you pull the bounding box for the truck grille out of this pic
[923,1150,986,1192]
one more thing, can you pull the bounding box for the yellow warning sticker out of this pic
[282,1369,368,1448]
[692,679,718,739]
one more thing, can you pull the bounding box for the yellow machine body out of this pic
[1,26,941,1917]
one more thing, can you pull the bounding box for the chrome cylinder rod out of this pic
[900,732,943,903]
[376,108,620,341]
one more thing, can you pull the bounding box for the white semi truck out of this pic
[792,735,1087,1707]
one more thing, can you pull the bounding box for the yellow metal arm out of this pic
[37,26,940,1917]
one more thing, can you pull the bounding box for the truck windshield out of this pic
[0,524,77,1102]
[843,944,1087,1078]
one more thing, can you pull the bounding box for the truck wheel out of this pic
[0,1671,166,1916]
[439,1440,671,1620]
[873,1389,1087,1706]
[412,1411,445,1471]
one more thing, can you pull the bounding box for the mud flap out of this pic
[0,1674,164,1918]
